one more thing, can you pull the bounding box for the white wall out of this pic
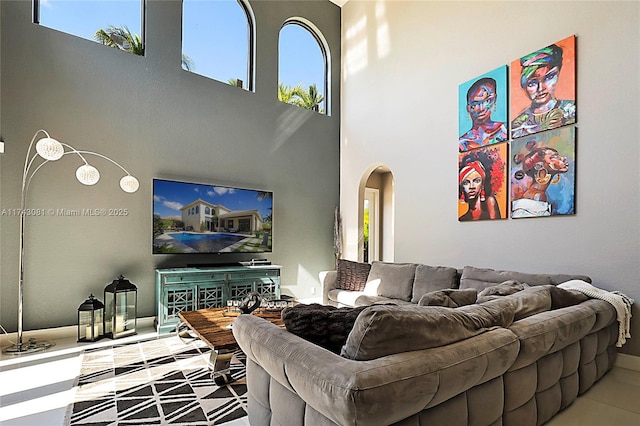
[341,1,640,356]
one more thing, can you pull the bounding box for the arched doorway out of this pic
[358,164,394,262]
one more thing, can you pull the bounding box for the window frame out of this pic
[181,0,255,91]
[279,18,331,115]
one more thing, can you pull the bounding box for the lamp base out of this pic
[2,338,54,355]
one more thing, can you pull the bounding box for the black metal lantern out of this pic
[103,275,137,339]
[77,294,104,342]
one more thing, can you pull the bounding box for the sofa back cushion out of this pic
[411,264,460,303]
[460,266,592,292]
[340,301,516,360]
[366,261,417,302]
[336,259,371,291]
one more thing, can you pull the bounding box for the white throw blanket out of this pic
[558,280,634,347]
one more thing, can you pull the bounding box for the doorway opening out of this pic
[359,165,394,262]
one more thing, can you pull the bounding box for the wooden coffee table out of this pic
[178,308,284,385]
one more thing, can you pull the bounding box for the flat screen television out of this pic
[153,178,273,254]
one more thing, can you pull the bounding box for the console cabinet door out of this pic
[163,285,196,328]
[197,283,225,309]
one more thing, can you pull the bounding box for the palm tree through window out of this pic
[278,21,328,114]
[35,0,144,52]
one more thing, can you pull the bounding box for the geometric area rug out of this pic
[64,335,248,425]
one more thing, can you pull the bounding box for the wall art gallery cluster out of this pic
[458,35,576,221]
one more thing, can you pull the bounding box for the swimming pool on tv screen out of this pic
[170,232,246,252]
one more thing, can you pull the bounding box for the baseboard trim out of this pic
[615,353,640,372]
[0,317,156,347]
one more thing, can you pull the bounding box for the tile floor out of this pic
[1,322,639,426]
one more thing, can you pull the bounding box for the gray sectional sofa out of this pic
[232,261,620,426]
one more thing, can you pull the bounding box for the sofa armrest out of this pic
[507,303,598,371]
[233,314,519,426]
[319,270,338,304]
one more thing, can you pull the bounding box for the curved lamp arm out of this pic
[7,129,139,354]
[23,129,139,196]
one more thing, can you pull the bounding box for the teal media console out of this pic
[155,265,281,334]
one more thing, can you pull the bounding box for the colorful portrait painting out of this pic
[511,126,576,218]
[458,66,508,152]
[510,35,576,139]
[458,142,508,221]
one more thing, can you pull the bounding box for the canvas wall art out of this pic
[510,126,576,218]
[510,35,576,139]
[458,66,508,152]
[458,142,508,221]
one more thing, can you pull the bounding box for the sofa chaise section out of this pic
[233,313,520,426]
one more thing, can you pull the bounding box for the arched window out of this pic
[182,0,254,90]
[34,0,145,55]
[278,20,329,115]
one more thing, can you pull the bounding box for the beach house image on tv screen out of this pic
[153,178,273,254]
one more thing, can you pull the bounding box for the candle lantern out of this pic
[104,275,137,339]
[77,294,104,342]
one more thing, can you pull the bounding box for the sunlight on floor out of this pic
[0,356,80,422]
[0,321,158,425]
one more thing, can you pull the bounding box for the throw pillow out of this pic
[367,261,417,302]
[484,285,553,321]
[411,264,460,303]
[281,303,367,354]
[548,285,588,309]
[336,259,371,291]
[418,288,478,307]
[476,280,529,303]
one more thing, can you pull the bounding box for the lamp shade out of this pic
[35,137,64,161]
[120,175,140,193]
[76,164,100,185]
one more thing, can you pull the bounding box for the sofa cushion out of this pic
[411,264,460,303]
[367,261,417,302]
[460,266,554,292]
[340,301,515,360]
[460,266,592,292]
[327,288,412,307]
[281,303,367,354]
[336,259,371,291]
[418,288,478,307]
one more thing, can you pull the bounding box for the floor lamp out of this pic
[3,129,139,354]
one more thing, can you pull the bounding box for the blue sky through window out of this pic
[38,0,142,43]
[182,0,248,84]
[37,0,326,100]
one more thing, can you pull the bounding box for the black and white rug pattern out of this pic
[65,336,248,425]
